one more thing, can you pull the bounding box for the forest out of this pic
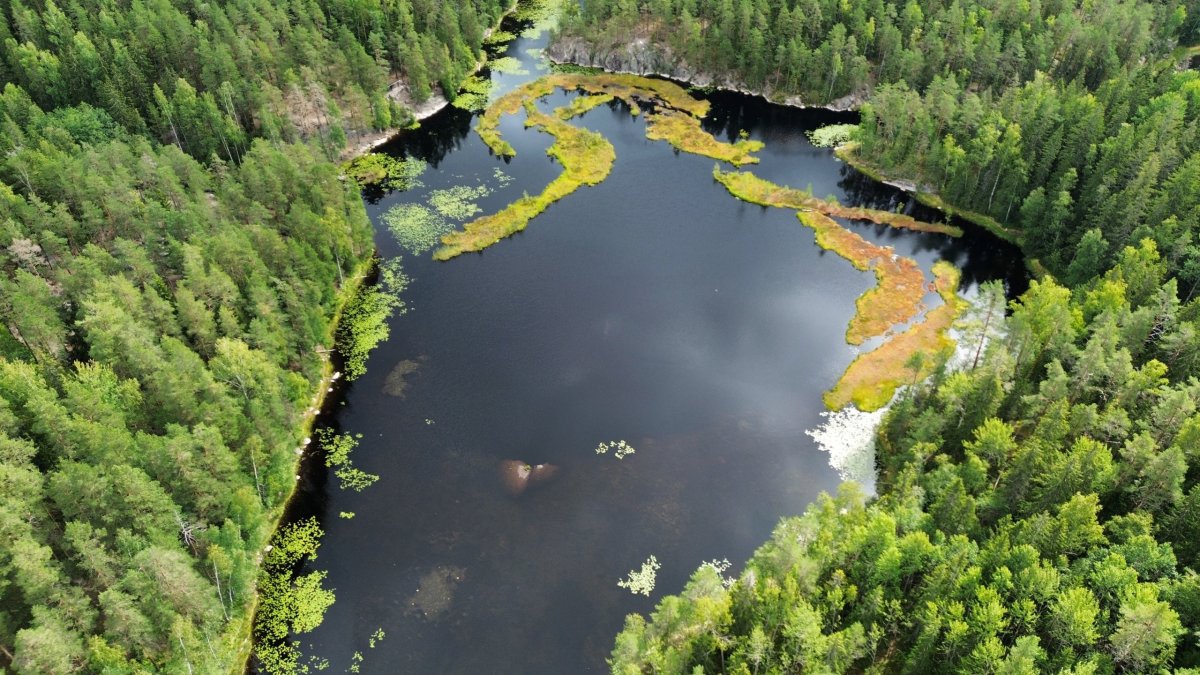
[1,0,1199,670]
[0,0,504,669]
[0,0,511,159]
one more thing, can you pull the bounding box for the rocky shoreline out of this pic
[545,35,867,112]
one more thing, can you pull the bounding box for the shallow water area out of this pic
[286,13,1026,674]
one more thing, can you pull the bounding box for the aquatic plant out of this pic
[253,518,335,675]
[317,428,380,492]
[342,154,427,190]
[807,123,859,148]
[383,204,453,255]
[383,359,422,398]
[618,555,660,596]
[493,166,515,186]
[488,56,528,75]
[805,406,887,484]
[429,184,492,220]
[595,439,636,459]
[453,75,493,112]
[436,106,615,259]
[335,258,409,379]
[484,29,517,45]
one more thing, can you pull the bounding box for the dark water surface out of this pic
[288,18,1025,675]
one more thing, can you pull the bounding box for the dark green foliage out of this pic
[0,0,511,160]
[611,242,1200,672]
[856,67,1200,288]
[561,0,1186,104]
[0,90,373,671]
[561,0,1200,291]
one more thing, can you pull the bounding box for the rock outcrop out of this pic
[546,36,866,112]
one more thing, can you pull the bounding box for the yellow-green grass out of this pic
[556,93,616,120]
[475,73,710,158]
[714,167,960,236]
[798,210,928,345]
[714,167,948,344]
[825,261,966,411]
[456,73,746,259]
[645,110,763,165]
[435,105,615,260]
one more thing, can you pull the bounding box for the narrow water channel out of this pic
[283,12,1026,674]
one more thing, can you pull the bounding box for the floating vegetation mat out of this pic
[385,170,511,256]
[824,261,967,411]
[646,110,763,166]
[438,73,748,260]
[488,56,528,76]
[384,204,452,256]
[453,75,493,112]
[429,185,491,220]
[342,154,426,190]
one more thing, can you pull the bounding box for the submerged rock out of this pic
[499,460,559,495]
[405,565,466,620]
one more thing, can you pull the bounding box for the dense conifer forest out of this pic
[0,0,500,671]
[2,0,1200,671]
[1,0,511,158]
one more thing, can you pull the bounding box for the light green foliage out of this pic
[384,204,453,256]
[453,76,494,112]
[0,94,375,669]
[335,258,409,379]
[610,243,1200,672]
[429,185,492,220]
[618,556,660,596]
[342,155,427,191]
[595,439,635,459]
[488,56,528,76]
[254,518,336,675]
[316,429,378,493]
[807,124,859,148]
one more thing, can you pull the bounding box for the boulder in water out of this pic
[499,460,558,495]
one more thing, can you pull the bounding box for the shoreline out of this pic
[544,36,865,112]
[343,1,522,160]
[226,255,373,674]
[235,3,532,671]
[544,39,1047,263]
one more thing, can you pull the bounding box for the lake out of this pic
[281,12,1025,674]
